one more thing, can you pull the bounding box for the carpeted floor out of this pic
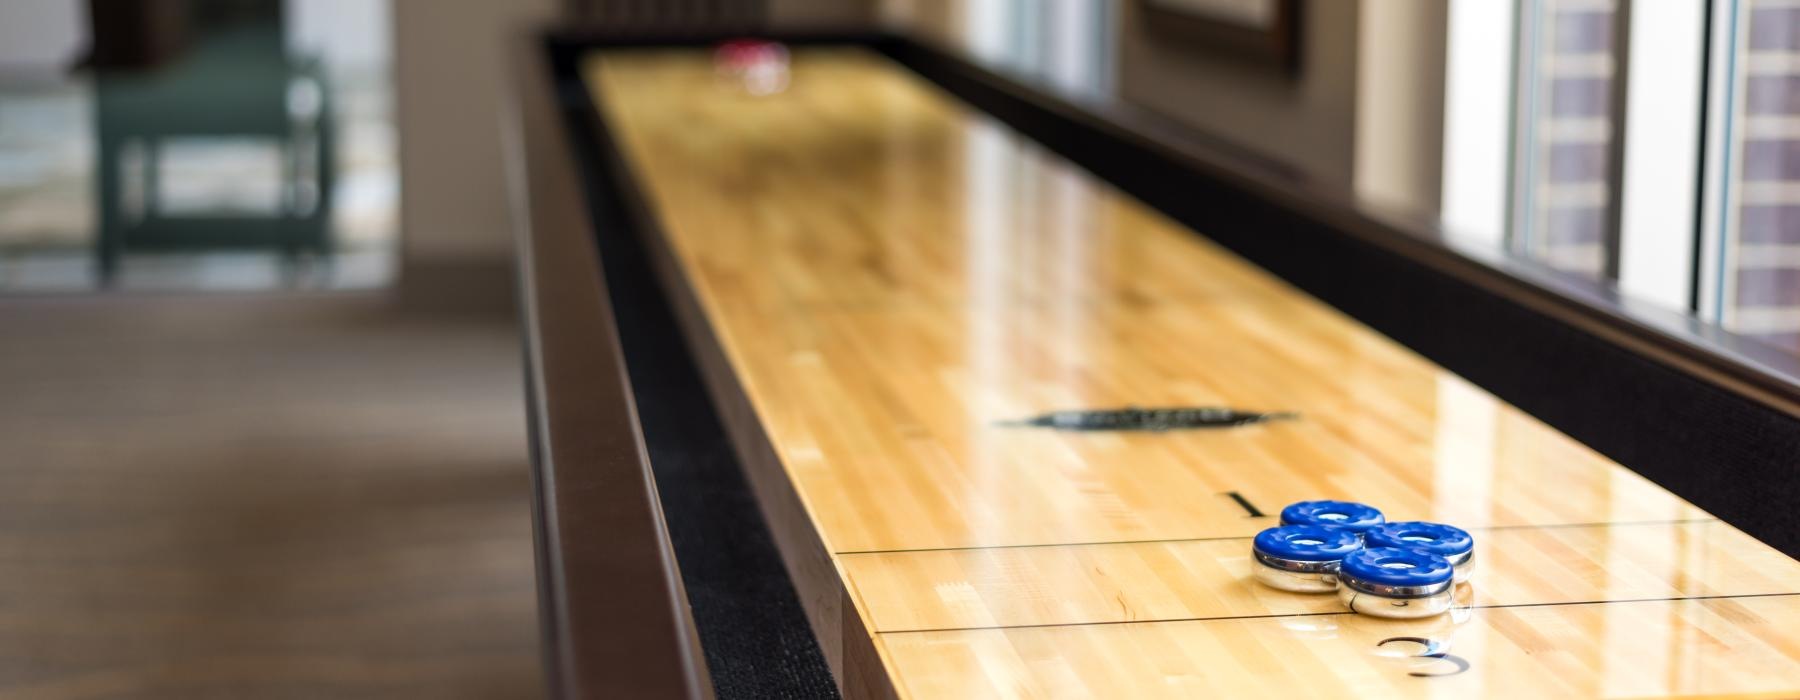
[0,287,542,699]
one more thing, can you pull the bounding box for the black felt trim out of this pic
[548,41,839,700]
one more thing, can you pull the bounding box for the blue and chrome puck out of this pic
[1336,547,1455,618]
[1279,500,1386,534]
[1366,521,1474,583]
[1251,525,1363,593]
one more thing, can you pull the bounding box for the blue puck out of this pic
[1367,521,1474,582]
[1279,500,1385,533]
[1253,525,1363,563]
[1338,547,1454,593]
[1366,522,1472,559]
[1251,525,1363,593]
[1336,547,1456,618]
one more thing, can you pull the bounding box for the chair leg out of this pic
[96,135,124,287]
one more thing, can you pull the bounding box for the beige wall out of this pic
[1355,0,1447,214]
[395,0,557,268]
[1115,1,1362,187]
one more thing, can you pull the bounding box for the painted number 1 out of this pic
[1221,491,1267,518]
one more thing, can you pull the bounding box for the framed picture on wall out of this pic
[1139,0,1301,73]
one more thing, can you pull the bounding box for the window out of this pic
[1444,0,1800,356]
[1512,0,1622,279]
[1706,0,1800,349]
[961,0,1114,98]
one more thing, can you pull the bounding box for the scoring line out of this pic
[835,517,1720,556]
[876,591,1800,635]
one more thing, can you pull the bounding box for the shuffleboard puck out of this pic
[1279,500,1386,534]
[1251,525,1363,593]
[1365,521,1475,583]
[1337,547,1456,619]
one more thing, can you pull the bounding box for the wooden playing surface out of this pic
[585,48,1800,698]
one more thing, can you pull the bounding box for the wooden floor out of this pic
[588,48,1800,698]
[0,287,541,699]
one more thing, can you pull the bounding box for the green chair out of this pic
[93,23,333,283]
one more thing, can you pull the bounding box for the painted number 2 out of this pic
[1377,637,1471,677]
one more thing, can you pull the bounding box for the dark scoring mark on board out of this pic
[1222,491,1268,518]
[1000,406,1298,432]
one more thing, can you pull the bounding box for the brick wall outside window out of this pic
[1726,0,1800,351]
[1521,0,1617,279]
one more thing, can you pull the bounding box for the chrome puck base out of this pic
[1337,584,1455,619]
[1253,562,1339,593]
[1447,550,1474,583]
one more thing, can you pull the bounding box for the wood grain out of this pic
[882,596,1800,698]
[585,47,1800,698]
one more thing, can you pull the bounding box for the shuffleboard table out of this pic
[514,33,1800,699]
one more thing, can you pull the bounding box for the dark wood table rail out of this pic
[506,30,713,700]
